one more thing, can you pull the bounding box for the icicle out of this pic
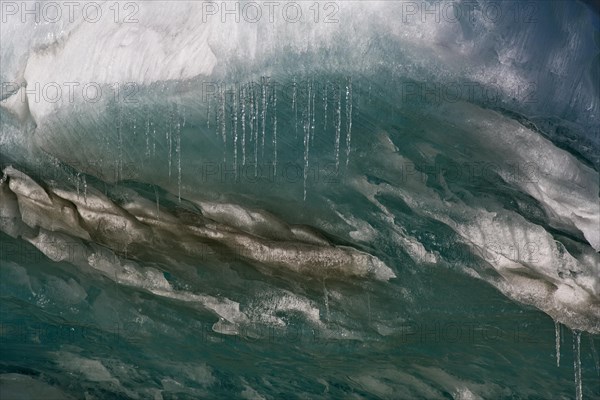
[167,106,173,178]
[219,86,226,163]
[334,82,341,170]
[254,85,259,143]
[307,80,312,145]
[152,123,156,156]
[323,81,328,132]
[311,79,316,144]
[248,87,255,174]
[241,87,246,165]
[345,77,353,166]
[303,88,311,201]
[117,104,123,180]
[555,321,561,367]
[145,110,150,158]
[233,86,238,178]
[175,104,182,202]
[206,100,211,129]
[292,77,296,110]
[573,330,582,400]
[261,77,268,158]
[221,87,226,145]
[272,86,277,175]
[248,87,254,140]
[292,77,298,138]
[215,88,221,136]
[253,85,259,176]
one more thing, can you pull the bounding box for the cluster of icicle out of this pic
[210,77,354,200]
[119,77,355,202]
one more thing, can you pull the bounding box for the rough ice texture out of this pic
[1,166,395,283]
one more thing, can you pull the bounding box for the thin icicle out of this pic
[117,104,123,179]
[334,82,342,170]
[261,77,268,158]
[310,79,316,144]
[249,87,254,142]
[345,77,353,166]
[206,100,211,129]
[303,91,311,201]
[292,77,297,111]
[233,87,238,177]
[254,85,259,143]
[308,80,313,143]
[145,109,150,157]
[152,122,156,156]
[573,330,582,400]
[167,105,172,178]
[221,88,226,144]
[253,86,259,176]
[215,89,221,136]
[307,81,313,145]
[219,87,226,163]
[292,77,298,138]
[555,321,561,367]
[272,87,277,175]
[175,105,182,202]
[249,87,255,175]
[241,87,246,165]
[323,81,328,132]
